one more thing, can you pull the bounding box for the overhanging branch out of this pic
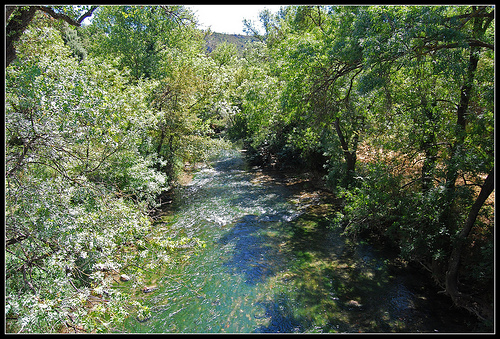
[421,39,494,53]
[36,6,98,27]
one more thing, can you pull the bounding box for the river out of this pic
[119,149,476,333]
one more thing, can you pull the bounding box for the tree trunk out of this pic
[440,43,480,226]
[442,6,488,199]
[421,100,438,193]
[441,8,494,320]
[445,168,494,319]
[6,6,38,67]
[334,117,357,184]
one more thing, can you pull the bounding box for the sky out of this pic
[186,5,283,35]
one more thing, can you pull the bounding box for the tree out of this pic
[86,5,197,80]
[61,24,88,60]
[438,6,494,320]
[6,5,97,67]
[445,168,494,320]
[334,5,494,320]
[86,5,232,183]
[273,6,365,180]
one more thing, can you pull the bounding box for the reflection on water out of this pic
[120,149,475,333]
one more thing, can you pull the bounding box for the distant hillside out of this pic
[205,32,259,54]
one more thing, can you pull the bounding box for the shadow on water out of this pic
[219,214,280,285]
[260,205,475,333]
[254,293,309,333]
[213,154,247,172]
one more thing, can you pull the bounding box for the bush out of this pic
[338,162,403,241]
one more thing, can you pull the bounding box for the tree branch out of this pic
[6,234,29,247]
[449,7,494,20]
[159,5,194,26]
[6,5,18,20]
[76,6,98,24]
[5,6,38,67]
[421,39,494,53]
[35,6,98,27]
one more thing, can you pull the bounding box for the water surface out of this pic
[120,149,474,333]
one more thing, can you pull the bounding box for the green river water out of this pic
[118,149,475,333]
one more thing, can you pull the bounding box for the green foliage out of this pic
[6,19,176,333]
[87,5,199,80]
[339,163,404,238]
[61,24,87,60]
[210,42,239,67]
[5,4,494,332]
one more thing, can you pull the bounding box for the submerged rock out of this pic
[120,274,131,282]
[346,299,363,310]
[143,286,158,293]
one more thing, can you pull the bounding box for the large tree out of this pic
[86,5,196,80]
